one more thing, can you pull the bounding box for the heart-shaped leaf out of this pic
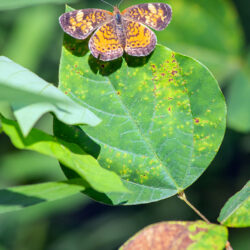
[57,6,226,205]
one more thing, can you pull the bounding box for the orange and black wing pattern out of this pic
[89,20,124,61]
[59,9,113,40]
[122,3,172,31]
[124,20,156,57]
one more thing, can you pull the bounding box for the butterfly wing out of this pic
[124,20,156,57]
[89,20,124,61]
[59,9,113,40]
[122,3,172,31]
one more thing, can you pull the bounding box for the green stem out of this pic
[178,191,210,223]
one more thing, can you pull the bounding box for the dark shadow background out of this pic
[0,0,249,249]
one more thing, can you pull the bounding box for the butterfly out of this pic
[59,1,172,61]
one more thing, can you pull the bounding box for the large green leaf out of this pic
[0,56,101,136]
[1,116,128,194]
[0,179,85,214]
[120,221,228,250]
[218,180,250,227]
[58,8,226,205]
[0,0,78,10]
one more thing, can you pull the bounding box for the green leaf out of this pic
[227,55,250,133]
[0,0,78,10]
[0,179,85,214]
[120,221,228,250]
[218,180,250,227]
[0,56,101,136]
[121,0,244,82]
[1,116,128,194]
[58,7,226,205]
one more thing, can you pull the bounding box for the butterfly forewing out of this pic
[122,3,172,31]
[59,9,113,40]
[89,20,124,61]
[125,21,157,57]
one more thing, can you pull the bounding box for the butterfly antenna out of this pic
[99,0,114,8]
[117,0,124,7]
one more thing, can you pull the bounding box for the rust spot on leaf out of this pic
[121,222,196,250]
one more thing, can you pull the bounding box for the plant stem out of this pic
[225,241,233,250]
[178,191,210,223]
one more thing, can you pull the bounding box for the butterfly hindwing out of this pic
[125,20,157,57]
[122,3,172,31]
[89,20,124,61]
[59,9,113,40]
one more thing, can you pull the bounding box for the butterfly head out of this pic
[113,6,122,24]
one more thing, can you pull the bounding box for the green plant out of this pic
[0,0,249,249]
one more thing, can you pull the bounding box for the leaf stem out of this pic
[225,241,233,250]
[178,191,210,223]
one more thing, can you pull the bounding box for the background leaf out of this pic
[0,56,101,136]
[0,179,85,214]
[120,221,228,250]
[218,180,250,227]
[0,0,78,10]
[3,6,59,72]
[1,117,128,195]
[0,151,63,188]
[58,13,226,205]
[227,52,250,133]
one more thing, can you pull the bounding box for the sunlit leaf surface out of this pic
[0,179,85,214]
[218,180,250,227]
[1,117,128,195]
[0,56,101,136]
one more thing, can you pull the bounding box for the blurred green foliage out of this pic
[0,0,249,249]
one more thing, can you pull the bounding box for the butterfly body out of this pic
[59,3,172,61]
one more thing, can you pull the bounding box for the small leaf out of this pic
[0,179,85,214]
[0,56,101,136]
[120,221,228,250]
[0,0,78,10]
[1,116,128,194]
[218,180,250,227]
[58,8,226,205]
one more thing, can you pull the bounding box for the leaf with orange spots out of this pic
[57,6,226,205]
[120,221,228,250]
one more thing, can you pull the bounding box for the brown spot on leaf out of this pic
[194,118,200,123]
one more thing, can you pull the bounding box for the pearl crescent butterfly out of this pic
[59,2,172,61]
